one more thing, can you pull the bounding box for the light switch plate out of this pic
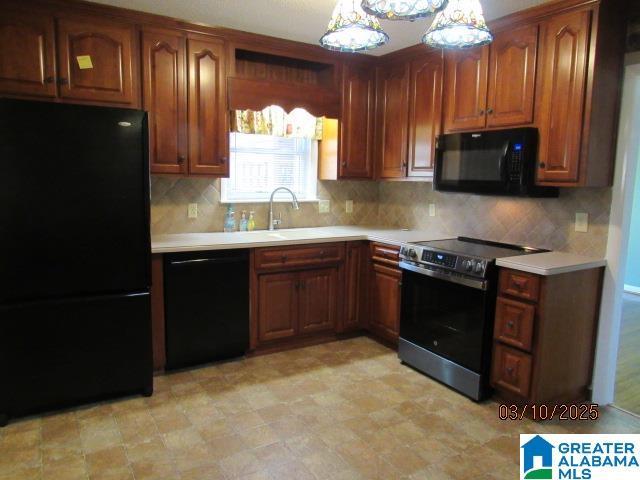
[429,204,436,217]
[188,203,198,219]
[575,212,589,232]
[345,200,353,214]
[319,199,330,214]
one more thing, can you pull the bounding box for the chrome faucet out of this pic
[268,187,300,230]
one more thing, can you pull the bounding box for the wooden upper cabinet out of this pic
[486,24,538,128]
[536,10,591,184]
[339,63,374,179]
[298,268,338,335]
[187,36,228,176]
[444,46,489,132]
[407,52,443,177]
[258,272,298,342]
[56,16,138,105]
[0,9,56,98]
[376,62,410,178]
[142,30,188,175]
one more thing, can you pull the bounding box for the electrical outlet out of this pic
[318,199,330,214]
[345,200,353,214]
[575,212,589,232]
[188,203,198,219]
[429,203,436,217]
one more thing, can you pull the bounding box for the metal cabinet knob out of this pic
[177,156,185,164]
[44,76,54,84]
[57,78,68,85]
[220,157,227,165]
[539,162,546,169]
[487,108,494,114]
[507,321,515,329]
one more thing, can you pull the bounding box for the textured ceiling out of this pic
[90,0,555,55]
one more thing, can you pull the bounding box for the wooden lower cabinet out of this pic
[298,268,338,334]
[343,241,369,332]
[258,272,298,343]
[491,267,604,407]
[252,243,345,350]
[368,243,402,344]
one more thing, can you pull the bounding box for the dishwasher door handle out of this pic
[169,257,246,266]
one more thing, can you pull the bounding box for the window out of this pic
[221,132,318,203]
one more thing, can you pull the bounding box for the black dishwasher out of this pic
[164,249,249,370]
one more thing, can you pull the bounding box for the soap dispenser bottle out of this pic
[247,211,256,231]
[239,210,248,232]
[223,205,236,232]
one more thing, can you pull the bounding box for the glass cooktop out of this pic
[413,237,548,260]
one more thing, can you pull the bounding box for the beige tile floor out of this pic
[1,337,639,480]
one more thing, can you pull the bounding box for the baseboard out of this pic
[624,284,640,295]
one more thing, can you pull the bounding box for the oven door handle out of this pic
[399,261,487,291]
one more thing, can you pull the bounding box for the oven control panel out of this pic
[400,246,488,279]
[422,250,457,268]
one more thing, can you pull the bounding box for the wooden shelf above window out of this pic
[228,48,341,118]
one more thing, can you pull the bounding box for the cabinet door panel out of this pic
[370,263,401,341]
[444,46,489,132]
[56,17,137,105]
[142,30,187,175]
[0,9,56,98]
[344,243,366,331]
[487,24,538,128]
[340,64,374,179]
[187,37,228,176]
[299,268,338,335]
[408,54,443,177]
[258,272,297,342]
[376,63,409,179]
[491,343,532,397]
[536,10,591,184]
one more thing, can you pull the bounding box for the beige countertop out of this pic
[152,226,606,275]
[151,226,447,253]
[496,251,606,276]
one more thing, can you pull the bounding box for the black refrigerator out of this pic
[0,99,153,426]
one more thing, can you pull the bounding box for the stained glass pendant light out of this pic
[320,0,389,52]
[361,0,448,21]
[422,0,493,49]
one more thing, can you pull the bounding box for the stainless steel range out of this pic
[398,237,546,401]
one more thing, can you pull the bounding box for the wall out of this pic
[378,183,612,256]
[151,176,612,257]
[150,177,379,233]
[625,159,640,288]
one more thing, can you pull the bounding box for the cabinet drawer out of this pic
[370,242,400,266]
[491,343,532,398]
[255,243,345,271]
[494,297,535,352]
[499,269,540,302]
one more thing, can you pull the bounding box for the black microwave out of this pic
[434,127,558,197]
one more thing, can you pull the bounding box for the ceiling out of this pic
[90,0,555,55]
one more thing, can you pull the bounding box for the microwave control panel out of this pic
[509,143,524,182]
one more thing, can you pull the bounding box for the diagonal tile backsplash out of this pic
[150,176,612,257]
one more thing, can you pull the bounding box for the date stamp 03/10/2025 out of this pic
[499,403,600,421]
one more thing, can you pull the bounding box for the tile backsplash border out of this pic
[150,176,612,257]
